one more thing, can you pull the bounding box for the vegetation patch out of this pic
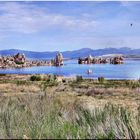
[0,96,139,139]
[15,61,24,65]
[30,75,42,81]
[0,75,140,139]
[98,77,105,83]
[40,75,58,92]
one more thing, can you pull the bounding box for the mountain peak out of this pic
[79,48,93,51]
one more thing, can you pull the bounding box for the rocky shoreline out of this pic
[0,52,64,69]
[78,55,124,64]
[0,52,124,69]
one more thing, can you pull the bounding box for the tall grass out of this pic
[98,77,105,83]
[0,95,139,139]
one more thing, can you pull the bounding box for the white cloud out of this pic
[0,2,97,34]
[0,1,139,51]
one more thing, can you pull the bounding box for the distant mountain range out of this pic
[0,47,140,59]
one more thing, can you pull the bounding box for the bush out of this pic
[125,80,133,86]
[15,61,24,65]
[47,74,57,82]
[30,75,42,81]
[76,75,83,82]
[62,79,66,83]
[16,80,28,86]
[132,82,140,89]
[40,74,58,91]
[0,74,6,76]
[98,77,105,83]
[125,80,140,89]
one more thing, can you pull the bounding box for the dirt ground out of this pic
[0,74,140,113]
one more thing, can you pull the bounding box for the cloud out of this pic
[0,1,140,51]
[0,2,97,34]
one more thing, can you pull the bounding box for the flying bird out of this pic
[130,23,133,27]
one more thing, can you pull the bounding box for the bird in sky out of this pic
[130,23,133,27]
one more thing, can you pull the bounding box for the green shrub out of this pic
[132,82,140,89]
[30,75,42,81]
[69,76,84,88]
[0,96,139,139]
[40,75,58,91]
[47,74,57,81]
[15,61,24,65]
[16,80,28,86]
[125,80,140,89]
[98,77,105,83]
[76,75,83,82]
[125,80,133,86]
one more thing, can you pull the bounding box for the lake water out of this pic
[0,59,140,79]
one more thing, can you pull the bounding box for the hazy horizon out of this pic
[0,1,140,51]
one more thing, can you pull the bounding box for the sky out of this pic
[0,1,140,52]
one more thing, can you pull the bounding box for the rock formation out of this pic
[78,55,123,65]
[0,52,123,69]
[0,53,26,68]
[110,56,124,64]
[0,53,50,68]
[0,52,64,69]
[54,52,64,66]
[14,53,26,64]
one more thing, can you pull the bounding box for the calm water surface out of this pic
[0,59,140,79]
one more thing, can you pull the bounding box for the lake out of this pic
[0,59,140,79]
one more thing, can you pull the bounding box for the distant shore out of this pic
[125,57,140,60]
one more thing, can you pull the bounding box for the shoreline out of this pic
[0,74,139,81]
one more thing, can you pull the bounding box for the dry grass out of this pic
[0,74,140,139]
[0,74,140,111]
[0,94,139,139]
[0,83,41,96]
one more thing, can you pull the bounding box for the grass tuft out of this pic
[0,96,139,139]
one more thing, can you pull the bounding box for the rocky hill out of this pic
[0,47,140,59]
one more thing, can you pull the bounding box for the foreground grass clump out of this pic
[125,80,140,89]
[76,75,83,82]
[98,77,105,83]
[30,75,42,81]
[40,75,58,92]
[0,95,139,139]
[30,74,58,82]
